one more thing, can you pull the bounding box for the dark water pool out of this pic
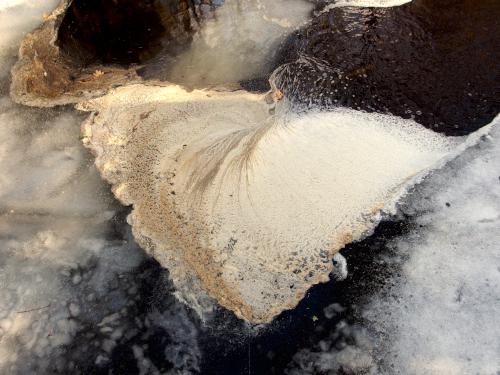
[272,0,500,136]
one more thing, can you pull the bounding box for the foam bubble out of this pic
[2,1,497,372]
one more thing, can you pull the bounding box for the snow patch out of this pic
[363,115,500,374]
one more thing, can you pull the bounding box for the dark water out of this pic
[272,0,500,135]
[16,0,499,374]
[162,1,499,373]
[57,0,221,67]
[53,209,409,375]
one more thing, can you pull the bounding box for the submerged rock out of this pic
[9,0,219,107]
[9,0,313,106]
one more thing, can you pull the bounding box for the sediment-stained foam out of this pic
[78,83,488,323]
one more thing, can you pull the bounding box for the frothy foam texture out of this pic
[3,0,498,372]
[78,83,486,323]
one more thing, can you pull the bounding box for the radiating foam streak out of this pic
[77,82,488,323]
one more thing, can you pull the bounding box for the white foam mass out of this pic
[320,0,411,10]
[337,0,411,7]
[2,0,498,372]
[78,82,489,323]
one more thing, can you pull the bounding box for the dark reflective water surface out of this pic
[61,211,408,375]
[197,220,409,375]
[58,0,205,66]
[274,0,499,135]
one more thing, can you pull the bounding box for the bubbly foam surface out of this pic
[79,83,482,322]
[3,0,499,372]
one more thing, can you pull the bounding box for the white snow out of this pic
[0,0,59,78]
[364,115,500,374]
[324,0,411,8]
